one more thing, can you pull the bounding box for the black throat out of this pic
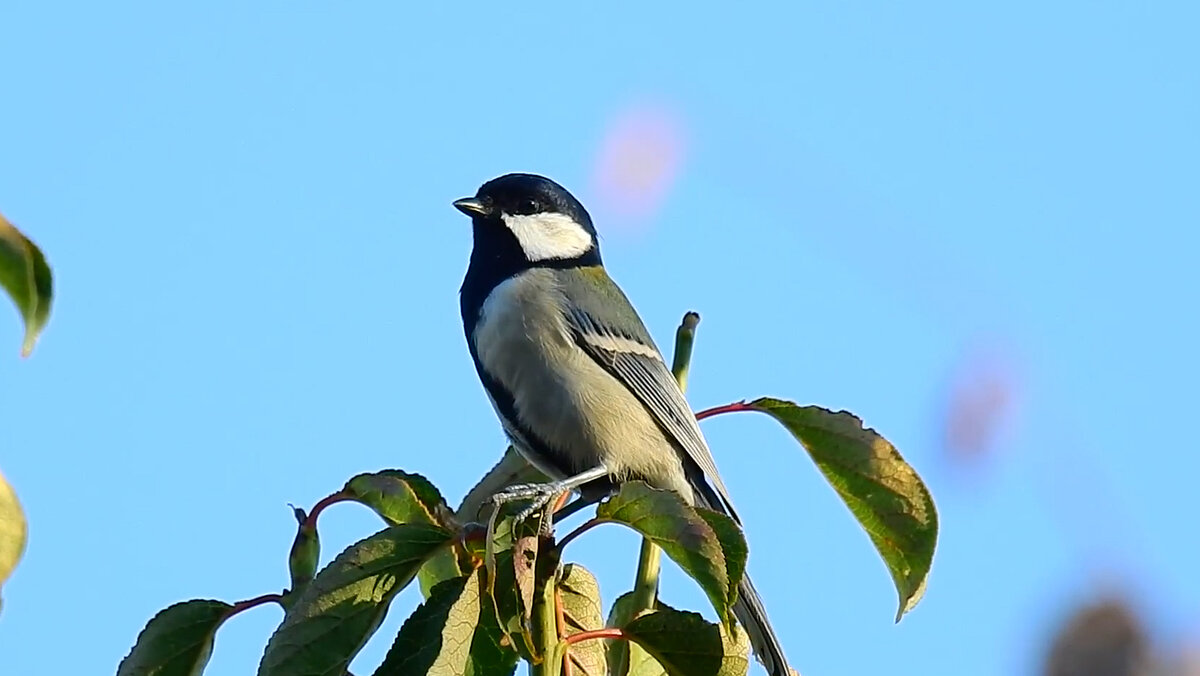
[458,218,601,332]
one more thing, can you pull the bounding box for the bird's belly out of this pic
[518,350,686,492]
[474,272,687,493]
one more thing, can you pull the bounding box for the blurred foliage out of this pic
[0,210,52,611]
[0,211,52,358]
[0,468,27,611]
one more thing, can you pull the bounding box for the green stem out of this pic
[535,587,562,676]
[534,537,564,676]
[630,537,661,609]
[670,311,700,393]
[614,312,701,674]
[535,509,561,676]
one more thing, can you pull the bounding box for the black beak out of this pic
[453,197,490,218]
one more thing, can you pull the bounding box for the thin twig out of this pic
[303,491,353,529]
[695,401,755,421]
[557,518,607,550]
[227,592,285,618]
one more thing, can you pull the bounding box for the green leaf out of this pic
[487,549,533,661]
[374,570,515,676]
[465,587,520,676]
[746,398,938,619]
[692,510,747,609]
[344,471,468,600]
[622,606,749,676]
[417,545,469,600]
[558,564,606,676]
[0,467,27,608]
[345,470,454,528]
[483,516,547,660]
[626,632,670,676]
[117,599,233,676]
[596,482,742,627]
[606,592,660,676]
[259,523,454,676]
[608,596,750,676]
[0,212,53,357]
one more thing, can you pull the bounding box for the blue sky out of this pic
[2,3,1198,675]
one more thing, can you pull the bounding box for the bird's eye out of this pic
[521,198,538,213]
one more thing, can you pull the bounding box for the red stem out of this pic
[227,593,285,617]
[695,401,756,421]
[304,491,353,530]
[462,523,488,543]
[564,627,626,645]
[556,590,572,676]
[555,587,567,640]
[557,518,607,550]
[552,491,572,512]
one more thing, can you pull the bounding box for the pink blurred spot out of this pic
[1180,640,1200,676]
[941,340,1021,469]
[591,103,686,230]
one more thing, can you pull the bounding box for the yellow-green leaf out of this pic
[0,211,53,357]
[558,564,606,676]
[374,571,516,676]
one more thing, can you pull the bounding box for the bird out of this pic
[454,172,792,676]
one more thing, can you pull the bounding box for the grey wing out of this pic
[566,306,741,521]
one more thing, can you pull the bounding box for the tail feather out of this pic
[733,573,793,676]
[690,479,793,676]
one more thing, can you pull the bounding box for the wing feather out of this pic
[564,304,740,520]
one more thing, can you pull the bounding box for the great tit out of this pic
[455,173,792,676]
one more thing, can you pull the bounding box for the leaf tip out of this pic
[19,332,36,358]
[895,575,929,622]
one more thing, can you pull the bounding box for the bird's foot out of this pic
[491,481,569,528]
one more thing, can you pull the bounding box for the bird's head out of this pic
[454,173,601,268]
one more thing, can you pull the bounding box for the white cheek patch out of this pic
[501,212,594,262]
